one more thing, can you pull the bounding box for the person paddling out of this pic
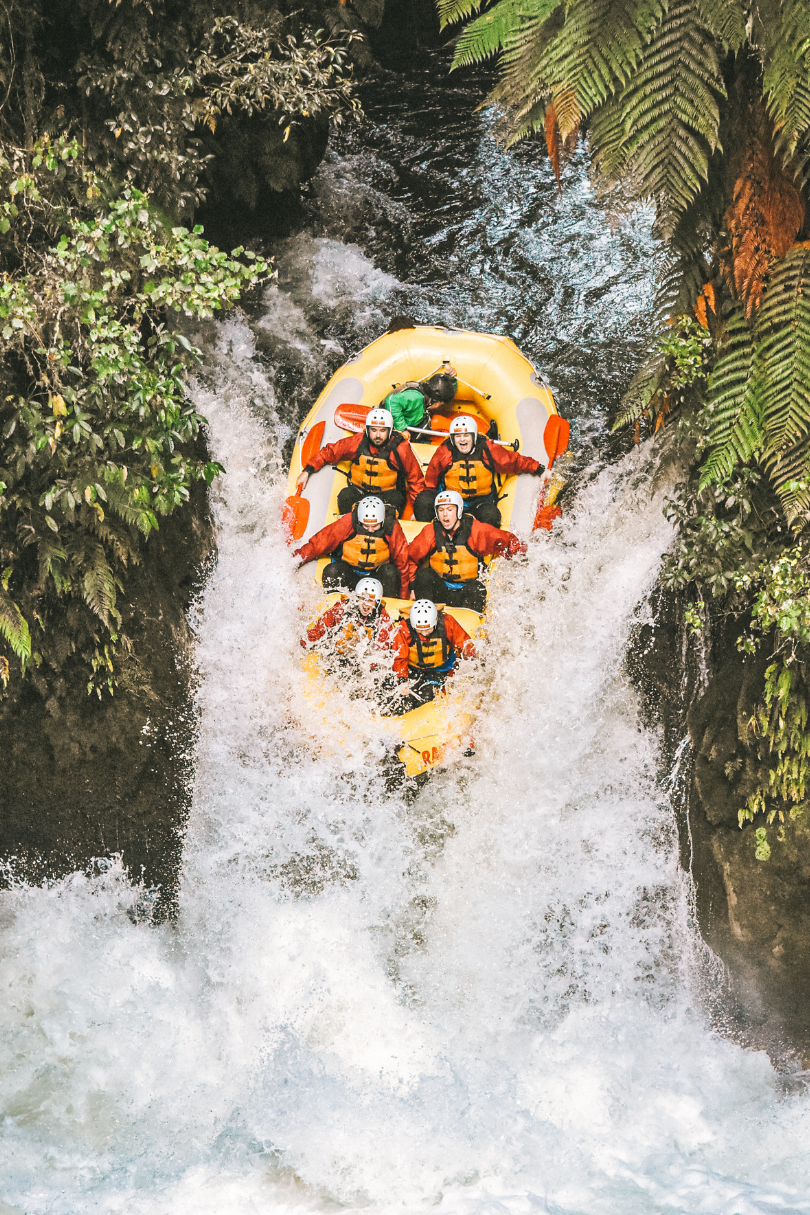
[294,495,410,599]
[414,414,546,525]
[407,490,526,614]
[295,408,423,517]
[392,598,475,707]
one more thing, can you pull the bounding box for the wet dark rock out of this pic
[0,477,214,922]
[630,587,810,1063]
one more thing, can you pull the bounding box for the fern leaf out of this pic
[756,245,810,520]
[694,0,746,54]
[81,543,121,626]
[539,0,666,117]
[759,0,810,159]
[453,0,560,68]
[699,310,762,487]
[104,479,153,536]
[617,0,725,231]
[0,587,31,664]
[612,347,667,431]
[438,0,486,29]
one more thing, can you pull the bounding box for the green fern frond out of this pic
[757,245,810,519]
[453,0,521,67]
[699,310,762,487]
[760,0,810,158]
[618,0,725,230]
[0,588,31,664]
[80,543,122,626]
[539,0,666,116]
[438,0,486,29]
[694,0,746,54]
[453,0,561,68]
[104,479,153,536]
[612,347,667,430]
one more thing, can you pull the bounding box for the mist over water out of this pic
[4,58,810,1215]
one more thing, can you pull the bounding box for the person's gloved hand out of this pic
[532,463,547,476]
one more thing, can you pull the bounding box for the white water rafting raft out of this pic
[285,324,568,777]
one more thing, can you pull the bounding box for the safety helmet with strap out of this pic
[356,496,386,526]
[355,576,384,605]
[434,488,464,519]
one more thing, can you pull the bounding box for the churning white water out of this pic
[4,276,810,1211]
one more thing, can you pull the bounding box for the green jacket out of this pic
[385,387,427,432]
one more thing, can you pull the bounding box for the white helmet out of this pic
[449,415,478,437]
[410,599,438,631]
[356,496,386,526]
[355,576,383,604]
[366,407,393,434]
[434,488,464,519]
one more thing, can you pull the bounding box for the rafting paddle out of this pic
[282,486,309,542]
[282,420,326,543]
[543,414,570,469]
[334,402,370,431]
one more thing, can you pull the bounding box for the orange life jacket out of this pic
[429,515,480,583]
[442,436,496,499]
[332,602,384,655]
[348,431,405,495]
[408,612,452,671]
[340,504,395,571]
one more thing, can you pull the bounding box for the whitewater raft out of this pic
[287,324,566,777]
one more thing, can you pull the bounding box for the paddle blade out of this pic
[543,414,570,469]
[334,402,369,432]
[300,420,325,469]
[533,503,562,532]
[282,489,309,543]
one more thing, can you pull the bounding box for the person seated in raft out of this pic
[294,495,410,599]
[302,577,393,676]
[383,366,458,438]
[407,489,526,615]
[391,598,475,706]
[295,408,424,518]
[413,414,546,526]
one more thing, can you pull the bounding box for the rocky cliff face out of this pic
[0,479,214,922]
[631,589,810,1065]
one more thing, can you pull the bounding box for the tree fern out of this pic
[694,0,746,54]
[78,541,122,626]
[616,0,725,231]
[759,0,810,164]
[0,588,31,664]
[699,309,763,487]
[438,0,487,30]
[757,245,810,520]
[452,0,561,69]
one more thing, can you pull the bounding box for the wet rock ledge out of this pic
[630,590,810,1065]
[0,480,214,921]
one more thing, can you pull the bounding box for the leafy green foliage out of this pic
[0,137,269,693]
[697,309,762,487]
[613,315,712,433]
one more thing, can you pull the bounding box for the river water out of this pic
[4,57,810,1215]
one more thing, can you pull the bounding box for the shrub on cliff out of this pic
[0,138,269,695]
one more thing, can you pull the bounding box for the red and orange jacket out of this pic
[295,511,410,598]
[302,599,393,651]
[391,612,475,679]
[306,431,425,505]
[407,515,525,586]
[424,435,542,493]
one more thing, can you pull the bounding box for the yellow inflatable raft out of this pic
[287,324,566,778]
